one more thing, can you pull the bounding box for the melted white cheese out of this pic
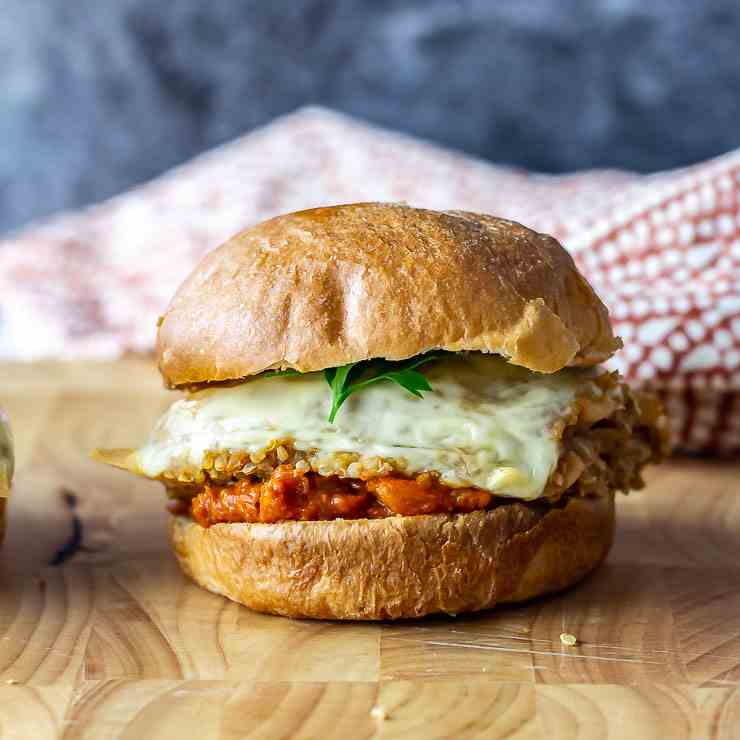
[137,355,597,501]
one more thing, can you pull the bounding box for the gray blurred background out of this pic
[2,0,739,234]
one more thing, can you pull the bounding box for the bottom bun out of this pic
[170,493,615,620]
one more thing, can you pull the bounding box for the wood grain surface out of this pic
[0,360,738,739]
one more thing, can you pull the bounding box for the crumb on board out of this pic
[370,706,387,721]
[560,632,578,647]
[5,679,18,685]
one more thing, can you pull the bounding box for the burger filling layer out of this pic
[130,354,668,525]
[140,355,596,497]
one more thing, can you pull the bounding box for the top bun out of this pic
[157,203,620,387]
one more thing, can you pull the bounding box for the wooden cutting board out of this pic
[0,359,738,739]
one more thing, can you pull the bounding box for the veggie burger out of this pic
[95,203,669,620]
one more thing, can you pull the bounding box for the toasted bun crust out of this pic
[157,203,620,387]
[169,493,614,620]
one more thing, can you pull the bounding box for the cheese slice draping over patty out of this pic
[135,355,603,501]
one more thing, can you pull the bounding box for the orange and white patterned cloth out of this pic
[0,107,738,455]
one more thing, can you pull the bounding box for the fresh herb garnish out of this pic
[259,353,448,422]
[323,351,447,422]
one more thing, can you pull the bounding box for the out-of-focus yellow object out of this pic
[0,410,13,545]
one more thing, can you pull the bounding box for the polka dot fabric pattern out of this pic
[558,160,740,456]
[0,107,737,455]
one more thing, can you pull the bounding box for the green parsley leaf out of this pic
[325,363,357,423]
[323,351,447,422]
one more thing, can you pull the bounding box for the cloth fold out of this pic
[0,106,737,454]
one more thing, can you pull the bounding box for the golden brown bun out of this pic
[170,493,614,620]
[157,203,620,387]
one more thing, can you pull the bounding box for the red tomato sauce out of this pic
[188,464,493,526]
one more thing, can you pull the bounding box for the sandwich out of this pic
[94,203,669,619]
[0,409,12,545]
